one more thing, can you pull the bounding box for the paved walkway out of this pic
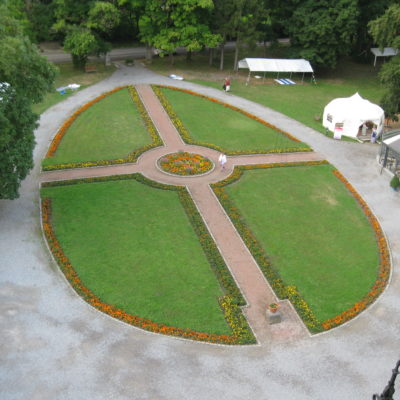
[1,63,399,399]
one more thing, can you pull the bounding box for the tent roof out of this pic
[238,58,313,73]
[325,93,384,120]
[384,133,400,153]
[370,47,399,57]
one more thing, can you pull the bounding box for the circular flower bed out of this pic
[158,152,213,176]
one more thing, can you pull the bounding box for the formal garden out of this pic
[39,84,390,343]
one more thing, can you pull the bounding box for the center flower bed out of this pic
[158,152,213,176]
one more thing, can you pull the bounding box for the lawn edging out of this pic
[42,86,163,171]
[41,173,255,345]
[212,161,390,333]
[152,84,312,155]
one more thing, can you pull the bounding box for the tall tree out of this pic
[53,0,120,69]
[0,6,56,199]
[139,0,221,64]
[369,4,400,120]
[287,0,359,68]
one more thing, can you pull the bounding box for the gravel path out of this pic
[1,63,399,399]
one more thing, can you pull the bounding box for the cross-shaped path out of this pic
[41,84,325,344]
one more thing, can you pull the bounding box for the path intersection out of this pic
[1,64,399,399]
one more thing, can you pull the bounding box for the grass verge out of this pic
[33,61,116,115]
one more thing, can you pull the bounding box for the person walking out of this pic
[218,153,227,170]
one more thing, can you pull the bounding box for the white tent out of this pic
[322,93,385,139]
[370,47,398,66]
[238,58,314,83]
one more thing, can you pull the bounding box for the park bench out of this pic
[85,64,97,73]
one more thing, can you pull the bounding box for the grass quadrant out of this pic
[216,163,380,323]
[157,86,309,153]
[41,179,232,335]
[42,88,153,166]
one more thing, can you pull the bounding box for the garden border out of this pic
[152,84,312,155]
[41,173,256,345]
[42,86,163,171]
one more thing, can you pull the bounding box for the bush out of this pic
[390,175,400,190]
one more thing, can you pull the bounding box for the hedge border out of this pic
[41,173,255,345]
[42,86,163,171]
[152,84,312,155]
[212,161,390,333]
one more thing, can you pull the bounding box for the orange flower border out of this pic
[320,170,391,330]
[212,161,391,333]
[153,84,312,155]
[41,173,256,345]
[42,86,163,171]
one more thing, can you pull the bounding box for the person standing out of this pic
[224,77,231,92]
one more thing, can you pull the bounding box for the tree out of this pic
[287,0,359,68]
[0,6,56,199]
[53,0,120,69]
[369,4,400,120]
[139,0,221,64]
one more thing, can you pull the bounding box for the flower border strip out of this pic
[212,161,324,332]
[41,174,255,345]
[152,84,312,155]
[42,86,163,171]
[320,170,391,330]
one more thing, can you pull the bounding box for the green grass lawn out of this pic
[42,88,153,166]
[41,179,231,335]
[148,49,384,138]
[159,87,309,152]
[221,164,379,322]
[33,61,116,115]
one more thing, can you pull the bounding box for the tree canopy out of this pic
[369,4,400,120]
[0,6,56,199]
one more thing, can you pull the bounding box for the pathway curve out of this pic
[41,84,324,343]
[2,63,400,399]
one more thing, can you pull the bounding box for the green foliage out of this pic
[63,27,98,68]
[139,0,221,61]
[87,1,121,34]
[0,6,56,199]
[0,85,37,199]
[368,4,400,50]
[369,4,400,119]
[288,0,359,67]
[390,175,400,190]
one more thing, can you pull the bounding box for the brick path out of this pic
[40,84,325,344]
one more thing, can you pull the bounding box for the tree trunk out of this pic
[169,52,174,65]
[219,43,225,71]
[209,48,214,66]
[145,44,153,63]
[233,38,240,71]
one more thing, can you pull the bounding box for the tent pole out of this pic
[263,72,266,82]
[302,72,304,84]
[290,72,292,79]
[246,70,251,86]
[374,55,377,67]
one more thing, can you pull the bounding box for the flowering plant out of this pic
[159,152,213,176]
